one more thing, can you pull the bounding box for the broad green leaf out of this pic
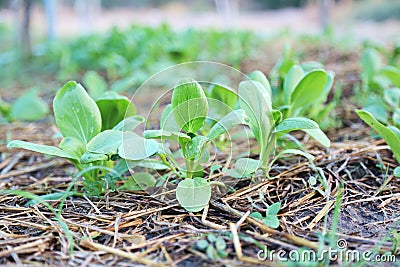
[215,237,227,251]
[381,66,400,87]
[274,118,319,133]
[184,136,209,160]
[7,140,77,161]
[290,70,328,112]
[249,70,272,96]
[207,109,249,140]
[160,104,179,131]
[303,128,331,147]
[171,79,208,133]
[137,159,169,170]
[80,152,108,164]
[238,80,274,168]
[263,216,280,229]
[87,130,123,155]
[300,61,324,72]
[59,137,86,159]
[384,88,400,108]
[196,240,209,250]
[54,81,101,144]
[206,245,217,259]
[96,91,136,130]
[10,89,49,121]
[210,84,238,110]
[250,212,263,219]
[112,115,144,131]
[118,173,156,191]
[235,158,260,176]
[267,202,280,216]
[284,65,304,105]
[364,103,388,124]
[388,126,400,140]
[176,177,211,212]
[356,109,400,163]
[361,48,382,79]
[394,166,400,177]
[82,71,107,100]
[118,132,159,160]
[143,130,190,142]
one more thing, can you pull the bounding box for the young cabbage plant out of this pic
[356,109,400,176]
[233,72,330,177]
[7,81,151,195]
[0,88,49,122]
[141,79,250,212]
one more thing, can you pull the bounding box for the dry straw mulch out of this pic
[0,122,399,267]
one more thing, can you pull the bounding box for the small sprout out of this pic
[250,202,281,229]
[195,234,228,260]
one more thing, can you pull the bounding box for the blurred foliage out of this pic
[0,24,260,91]
[354,0,400,21]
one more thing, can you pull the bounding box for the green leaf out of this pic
[207,234,217,243]
[356,109,400,163]
[118,173,156,191]
[143,130,191,142]
[96,91,136,130]
[284,65,304,105]
[183,136,209,160]
[303,128,331,147]
[361,48,382,79]
[290,70,328,112]
[381,66,400,87]
[238,80,274,168]
[384,88,400,108]
[112,115,144,131]
[250,212,263,219]
[249,70,272,97]
[274,118,319,133]
[235,158,260,176]
[118,132,159,160]
[263,216,280,229]
[210,84,238,110]
[176,177,211,212]
[364,103,388,124]
[80,152,108,164]
[82,71,107,100]
[267,202,280,216]
[160,104,179,131]
[10,89,49,121]
[215,237,227,251]
[59,137,86,159]
[7,140,77,161]
[394,166,400,177]
[207,109,249,140]
[206,245,217,259]
[87,130,123,155]
[388,126,400,140]
[25,192,74,206]
[54,81,102,144]
[171,79,208,133]
[196,239,209,250]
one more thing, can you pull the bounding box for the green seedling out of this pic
[141,79,249,212]
[250,202,281,229]
[356,109,400,176]
[234,71,330,177]
[195,234,228,259]
[0,88,49,122]
[7,81,150,195]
